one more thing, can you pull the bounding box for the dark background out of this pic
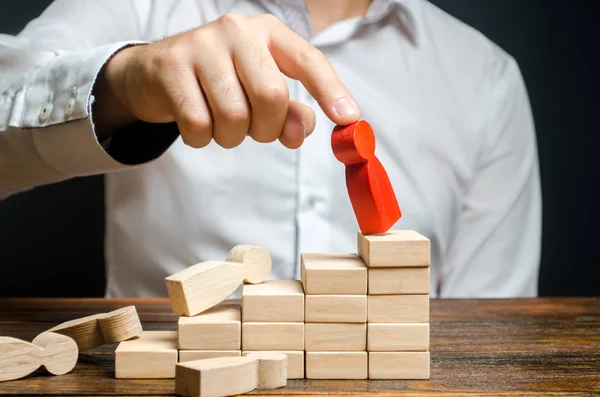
[1,0,598,297]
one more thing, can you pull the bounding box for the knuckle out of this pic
[190,26,212,44]
[297,46,324,65]
[215,102,250,124]
[254,83,288,106]
[151,47,185,70]
[183,114,212,132]
[218,13,246,31]
[253,13,281,26]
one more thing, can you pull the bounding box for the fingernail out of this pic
[334,96,359,118]
[302,122,308,138]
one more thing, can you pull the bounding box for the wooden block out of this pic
[179,351,241,362]
[305,323,366,351]
[300,253,367,295]
[175,356,257,397]
[368,351,430,379]
[367,323,429,351]
[0,332,78,382]
[115,331,178,378]
[178,301,241,350]
[358,230,430,267]
[242,322,304,351]
[368,267,430,295]
[48,305,142,351]
[243,351,304,379]
[242,280,304,322]
[166,245,272,317]
[245,352,287,389]
[368,295,429,323]
[305,352,367,379]
[305,295,367,323]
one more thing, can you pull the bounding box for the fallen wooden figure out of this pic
[175,352,287,397]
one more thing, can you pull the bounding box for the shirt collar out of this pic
[269,0,417,45]
[366,0,417,45]
[268,0,417,45]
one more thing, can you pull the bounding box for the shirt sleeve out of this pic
[439,57,542,298]
[0,0,179,199]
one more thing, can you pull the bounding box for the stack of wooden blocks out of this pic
[241,279,305,379]
[302,252,369,379]
[359,230,430,380]
[114,229,430,381]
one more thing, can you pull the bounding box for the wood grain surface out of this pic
[0,297,598,396]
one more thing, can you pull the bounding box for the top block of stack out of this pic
[357,230,430,267]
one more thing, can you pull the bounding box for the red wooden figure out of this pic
[331,120,401,235]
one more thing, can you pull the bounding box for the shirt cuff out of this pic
[22,41,179,177]
[100,120,180,166]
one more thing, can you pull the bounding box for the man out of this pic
[0,0,542,298]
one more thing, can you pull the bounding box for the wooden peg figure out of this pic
[48,305,143,351]
[166,245,272,317]
[0,332,78,382]
[331,120,401,235]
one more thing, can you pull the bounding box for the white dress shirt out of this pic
[0,0,542,298]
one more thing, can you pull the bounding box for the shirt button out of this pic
[39,103,53,121]
[65,98,76,116]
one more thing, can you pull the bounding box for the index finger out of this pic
[259,16,361,126]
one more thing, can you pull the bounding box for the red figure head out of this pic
[331,120,376,165]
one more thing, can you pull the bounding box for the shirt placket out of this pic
[276,0,400,278]
[276,1,330,278]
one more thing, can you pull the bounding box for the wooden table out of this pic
[0,298,598,396]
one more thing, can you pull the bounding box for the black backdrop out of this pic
[1,0,598,297]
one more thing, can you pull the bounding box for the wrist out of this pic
[92,46,139,141]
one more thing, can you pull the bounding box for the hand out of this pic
[95,13,360,149]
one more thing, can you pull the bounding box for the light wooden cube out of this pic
[179,350,241,362]
[368,295,429,323]
[115,331,178,378]
[358,230,430,267]
[242,280,304,322]
[300,253,367,295]
[242,351,304,379]
[368,351,430,379]
[305,323,366,351]
[242,322,304,351]
[367,323,429,351]
[305,352,367,379]
[178,300,241,350]
[175,356,257,397]
[305,295,367,323]
[368,267,430,295]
